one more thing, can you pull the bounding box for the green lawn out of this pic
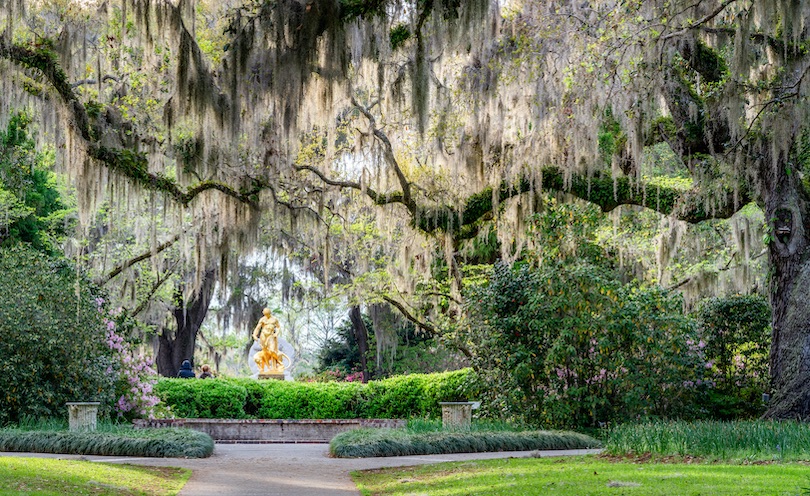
[352,456,810,496]
[0,457,189,495]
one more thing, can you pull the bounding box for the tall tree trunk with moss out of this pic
[157,269,217,377]
[348,306,371,383]
[760,148,810,419]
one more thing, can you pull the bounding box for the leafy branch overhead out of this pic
[0,39,264,208]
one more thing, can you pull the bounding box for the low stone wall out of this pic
[133,418,406,443]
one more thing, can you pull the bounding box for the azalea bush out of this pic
[103,309,160,420]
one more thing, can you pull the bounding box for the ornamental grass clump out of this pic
[330,426,600,458]
[0,425,213,458]
[605,420,810,461]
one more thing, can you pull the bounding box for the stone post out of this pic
[66,402,100,432]
[439,402,475,430]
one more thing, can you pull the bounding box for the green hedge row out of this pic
[155,369,479,419]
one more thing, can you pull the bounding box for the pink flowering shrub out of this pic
[102,307,161,420]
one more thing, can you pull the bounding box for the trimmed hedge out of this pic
[155,369,478,419]
[329,428,602,458]
[0,427,214,458]
[157,379,248,418]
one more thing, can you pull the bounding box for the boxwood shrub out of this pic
[155,369,478,419]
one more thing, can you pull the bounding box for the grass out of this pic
[605,420,810,462]
[0,420,214,458]
[352,455,810,495]
[330,420,600,458]
[0,456,189,495]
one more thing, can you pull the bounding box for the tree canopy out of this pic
[2,0,809,418]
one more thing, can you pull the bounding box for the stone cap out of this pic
[439,401,481,409]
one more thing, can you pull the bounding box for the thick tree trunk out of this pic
[157,269,217,377]
[761,158,810,419]
[349,306,371,383]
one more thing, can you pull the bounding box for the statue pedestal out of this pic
[439,402,475,430]
[258,373,285,381]
[67,402,100,432]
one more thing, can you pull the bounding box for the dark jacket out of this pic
[177,360,196,378]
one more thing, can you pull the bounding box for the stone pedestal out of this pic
[258,373,285,381]
[439,402,474,430]
[67,402,100,432]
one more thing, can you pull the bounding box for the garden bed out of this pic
[133,418,405,443]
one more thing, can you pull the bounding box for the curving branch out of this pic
[71,74,120,88]
[101,233,181,284]
[661,0,740,40]
[382,295,472,358]
[350,97,415,208]
[295,164,408,207]
[0,39,264,209]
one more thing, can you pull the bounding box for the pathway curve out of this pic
[1,444,601,495]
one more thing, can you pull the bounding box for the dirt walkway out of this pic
[1,444,601,495]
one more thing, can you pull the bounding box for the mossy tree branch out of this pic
[101,233,181,284]
[0,39,264,208]
[419,167,748,238]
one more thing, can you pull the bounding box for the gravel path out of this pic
[1,444,601,495]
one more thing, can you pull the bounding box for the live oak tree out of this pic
[0,0,808,419]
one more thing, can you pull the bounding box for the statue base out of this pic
[258,372,285,381]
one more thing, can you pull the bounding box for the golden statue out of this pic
[252,308,289,377]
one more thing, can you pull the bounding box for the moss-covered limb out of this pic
[417,167,745,236]
[0,40,93,142]
[555,168,747,223]
[0,39,264,209]
[295,164,409,207]
[101,234,181,285]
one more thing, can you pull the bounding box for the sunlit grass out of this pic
[606,420,810,462]
[0,456,189,495]
[352,456,810,496]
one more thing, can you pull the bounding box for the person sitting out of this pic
[199,364,214,379]
[177,359,196,378]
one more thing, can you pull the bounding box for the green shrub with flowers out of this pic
[0,245,162,425]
